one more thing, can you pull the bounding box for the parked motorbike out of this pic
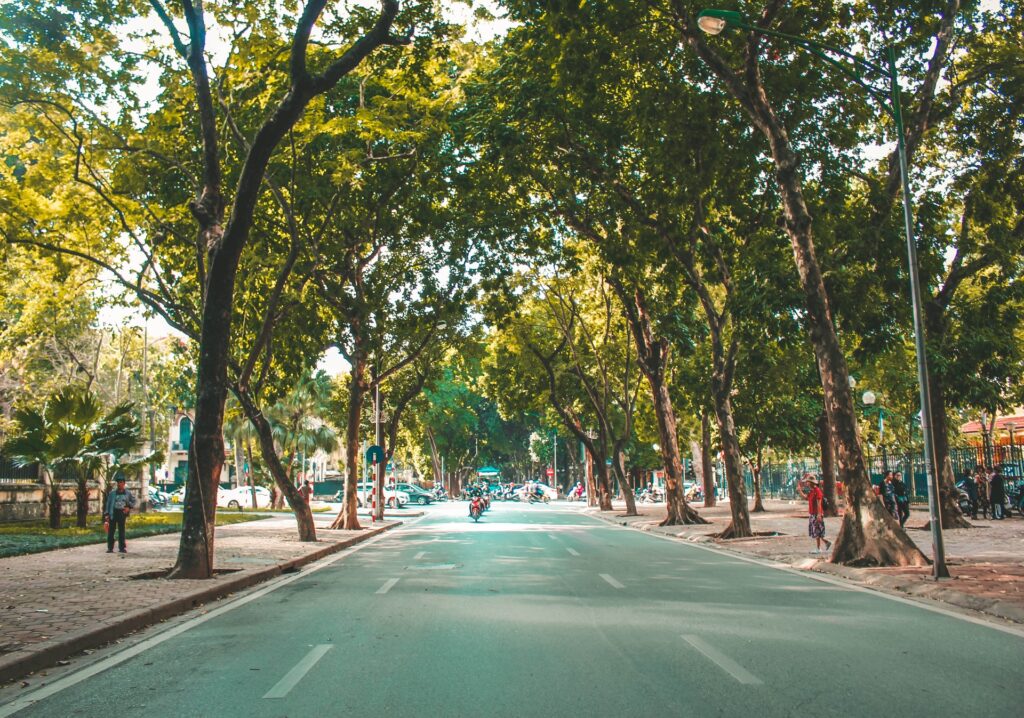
[469,496,484,522]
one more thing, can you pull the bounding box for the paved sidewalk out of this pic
[585,499,1024,625]
[0,512,404,684]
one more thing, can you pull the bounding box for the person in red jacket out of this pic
[798,474,831,555]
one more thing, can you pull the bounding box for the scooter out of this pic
[469,496,484,522]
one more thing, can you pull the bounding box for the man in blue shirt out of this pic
[105,475,137,553]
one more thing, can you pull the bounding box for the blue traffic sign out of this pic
[366,445,385,465]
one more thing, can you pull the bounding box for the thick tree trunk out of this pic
[713,393,751,538]
[818,410,839,517]
[700,413,716,507]
[235,388,316,541]
[169,259,232,579]
[330,357,366,530]
[651,377,706,525]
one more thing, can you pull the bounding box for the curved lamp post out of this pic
[697,8,948,578]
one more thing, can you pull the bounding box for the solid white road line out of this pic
[263,645,333,699]
[376,577,400,594]
[599,573,624,589]
[566,547,580,557]
[681,635,763,686]
[414,551,427,559]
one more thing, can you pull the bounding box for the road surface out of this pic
[3,501,1022,717]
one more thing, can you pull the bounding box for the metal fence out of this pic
[732,443,1024,501]
[0,456,78,485]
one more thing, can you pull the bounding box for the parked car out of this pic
[332,483,409,508]
[394,482,433,505]
[218,485,272,510]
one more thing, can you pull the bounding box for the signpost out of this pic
[366,445,384,523]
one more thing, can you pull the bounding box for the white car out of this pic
[218,485,271,510]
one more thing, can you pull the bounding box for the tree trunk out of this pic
[425,427,442,488]
[584,446,597,507]
[75,469,89,528]
[169,264,232,578]
[44,470,61,530]
[651,376,706,525]
[234,387,316,541]
[752,445,766,513]
[594,461,613,511]
[614,452,637,516]
[923,308,971,529]
[330,356,366,530]
[818,410,839,517]
[699,413,716,507]
[712,392,751,538]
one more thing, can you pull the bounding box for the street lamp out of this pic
[698,9,948,578]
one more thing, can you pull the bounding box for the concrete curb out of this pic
[583,509,1024,626]
[0,522,400,685]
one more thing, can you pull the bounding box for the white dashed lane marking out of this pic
[599,573,624,589]
[376,578,400,594]
[263,645,333,699]
[681,635,763,685]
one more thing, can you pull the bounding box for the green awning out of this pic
[476,466,501,476]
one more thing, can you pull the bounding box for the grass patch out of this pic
[0,512,263,559]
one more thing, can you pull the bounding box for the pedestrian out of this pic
[989,467,1006,520]
[881,472,899,520]
[797,474,831,555]
[298,479,312,505]
[105,475,137,553]
[962,470,979,520]
[891,472,910,527]
[975,466,990,519]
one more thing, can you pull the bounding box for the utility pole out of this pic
[141,324,154,511]
[552,431,558,493]
[374,368,384,522]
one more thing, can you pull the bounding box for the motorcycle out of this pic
[469,496,484,522]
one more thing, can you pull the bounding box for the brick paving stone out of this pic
[0,513,395,660]
[587,498,1024,625]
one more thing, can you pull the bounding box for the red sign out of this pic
[545,467,554,478]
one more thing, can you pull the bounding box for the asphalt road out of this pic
[4,502,1023,717]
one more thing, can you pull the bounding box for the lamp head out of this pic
[862,390,876,406]
[696,9,745,35]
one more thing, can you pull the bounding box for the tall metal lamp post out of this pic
[697,9,948,578]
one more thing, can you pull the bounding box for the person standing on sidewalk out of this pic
[975,466,990,519]
[105,476,137,553]
[989,467,1006,520]
[798,475,831,555]
[881,472,899,520]
[298,479,312,505]
[892,472,911,527]
[962,470,979,520]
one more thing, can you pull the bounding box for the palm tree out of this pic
[267,373,338,508]
[3,388,155,528]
